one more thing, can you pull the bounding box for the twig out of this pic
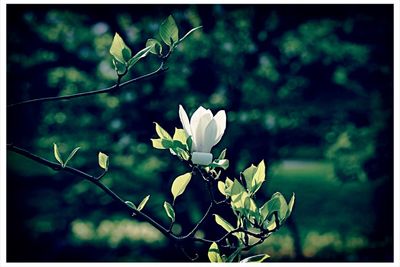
[7,61,166,109]
[7,144,177,242]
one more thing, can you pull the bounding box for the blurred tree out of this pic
[7,4,393,262]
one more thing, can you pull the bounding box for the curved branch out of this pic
[7,62,167,109]
[7,144,177,243]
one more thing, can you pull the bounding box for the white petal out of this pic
[179,105,192,137]
[202,118,218,153]
[213,110,226,145]
[193,112,213,152]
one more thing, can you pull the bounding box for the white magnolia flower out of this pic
[179,105,226,165]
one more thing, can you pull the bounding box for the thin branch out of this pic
[7,61,166,109]
[179,202,213,239]
[7,144,177,243]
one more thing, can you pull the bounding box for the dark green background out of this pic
[7,4,393,262]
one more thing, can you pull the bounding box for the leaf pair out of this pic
[109,33,153,74]
[125,195,151,212]
[53,143,80,168]
[159,15,202,48]
[151,123,190,161]
[163,172,192,222]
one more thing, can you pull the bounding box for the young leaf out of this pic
[217,181,226,196]
[240,254,270,263]
[242,164,257,192]
[98,152,109,171]
[218,148,227,160]
[159,15,179,46]
[252,160,266,193]
[214,214,235,233]
[63,147,80,167]
[172,128,187,144]
[208,242,223,263]
[146,38,162,55]
[112,58,126,74]
[226,245,244,262]
[163,201,175,222]
[127,45,153,69]
[209,159,229,170]
[53,143,63,166]
[154,122,172,140]
[171,172,192,202]
[137,195,150,211]
[110,32,132,63]
[178,26,203,44]
[125,201,137,209]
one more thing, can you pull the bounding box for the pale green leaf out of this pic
[240,254,270,263]
[218,148,227,160]
[209,159,229,170]
[151,138,166,149]
[125,201,137,209]
[252,160,266,193]
[63,147,80,167]
[171,172,192,202]
[217,181,226,196]
[259,192,288,224]
[146,38,162,55]
[214,214,235,233]
[98,152,109,171]
[53,143,63,166]
[112,58,126,74]
[163,201,175,222]
[242,164,257,192]
[178,26,203,44]
[110,32,131,63]
[127,45,153,69]
[159,15,179,46]
[208,242,223,263]
[137,195,150,211]
[154,122,172,140]
[173,128,187,144]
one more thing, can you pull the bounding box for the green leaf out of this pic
[137,195,150,211]
[214,214,235,233]
[208,242,223,263]
[110,32,132,63]
[154,122,172,140]
[98,152,109,171]
[217,181,226,196]
[174,147,190,160]
[146,38,162,55]
[178,26,203,44]
[112,58,126,74]
[53,143,63,166]
[209,159,229,170]
[173,128,187,144]
[159,15,179,46]
[186,136,193,151]
[240,254,270,263]
[63,147,80,167]
[252,160,266,194]
[259,192,288,224]
[163,201,175,222]
[242,164,257,192]
[224,177,234,196]
[218,148,227,160]
[171,172,192,202]
[125,201,137,209]
[127,45,153,69]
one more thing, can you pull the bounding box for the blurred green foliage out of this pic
[7,4,393,262]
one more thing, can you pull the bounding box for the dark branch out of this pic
[7,61,166,109]
[7,144,176,242]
